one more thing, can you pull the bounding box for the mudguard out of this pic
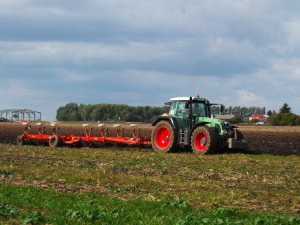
[152,116,178,130]
[192,122,210,131]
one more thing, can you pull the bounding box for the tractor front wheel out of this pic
[191,126,217,154]
[151,121,177,153]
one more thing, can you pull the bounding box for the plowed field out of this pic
[0,122,300,155]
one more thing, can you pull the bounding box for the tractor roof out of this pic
[169,97,209,102]
[164,97,210,106]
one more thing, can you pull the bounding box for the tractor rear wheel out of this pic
[151,121,177,153]
[16,135,25,146]
[49,135,62,147]
[191,126,217,154]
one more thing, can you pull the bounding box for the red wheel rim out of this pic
[155,127,171,148]
[194,132,207,151]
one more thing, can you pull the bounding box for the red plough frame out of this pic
[17,123,151,148]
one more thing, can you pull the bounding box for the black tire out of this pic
[16,135,25,146]
[49,135,62,147]
[191,126,217,154]
[151,121,177,153]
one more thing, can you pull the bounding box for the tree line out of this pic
[56,102,299,125]
[219,103,300,125]
[56,103,169,123]
[57,103,269,123]
[211,106,267,118]
[268,103,300,126]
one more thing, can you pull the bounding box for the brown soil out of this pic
[1,122,299,155]
[236,130,300,156]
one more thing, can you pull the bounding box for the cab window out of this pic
[192,102,207,117]
[169,102,177,116]
[175,102,188,116]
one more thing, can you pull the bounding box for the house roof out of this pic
[250,114,269,119]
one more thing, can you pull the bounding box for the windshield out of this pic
[169,101,186,116]
[169,101,208,117]
[192,102,208,117]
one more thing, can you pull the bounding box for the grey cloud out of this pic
[0,38,267,76]
[1,0,300,119]
[0,0,295,44]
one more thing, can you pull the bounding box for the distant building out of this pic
[249,114,269,122]
[0,109,41,122]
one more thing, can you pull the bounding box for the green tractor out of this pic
[151,96,247,154]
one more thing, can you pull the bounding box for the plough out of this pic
[17,123,151,148]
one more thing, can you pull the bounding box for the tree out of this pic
[231,115,243,124]
[267,110,273,116]
[56,103,81,121]
[280,103,291,113]
[56,103,168,122]
[268,112,300,126]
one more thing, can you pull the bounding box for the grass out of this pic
[0,143,299,224]
[0,185,299,225]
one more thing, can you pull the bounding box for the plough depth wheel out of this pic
[49,135,62,147]
[16,135,25,146]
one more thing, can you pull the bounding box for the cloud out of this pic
[0,0,300,119]
[235,90,268,106]
[0,38,268,76]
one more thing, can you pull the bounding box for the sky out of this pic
[0,0,300,120]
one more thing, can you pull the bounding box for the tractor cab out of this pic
[166,97,211,118]
[165,96,219,130]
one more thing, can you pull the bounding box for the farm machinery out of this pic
[17,123,151,148]
[17,96,247,154]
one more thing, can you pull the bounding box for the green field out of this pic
[0,144,299,224]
